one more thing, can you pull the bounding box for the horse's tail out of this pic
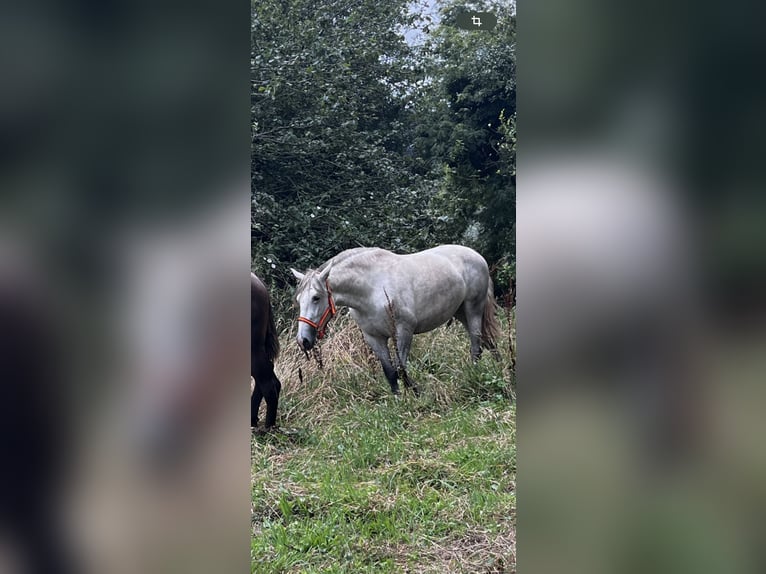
[265,300,280,363]
[481,277,502,349]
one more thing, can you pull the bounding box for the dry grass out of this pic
[270,306,515,426]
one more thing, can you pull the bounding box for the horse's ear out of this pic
[319,261,333,282]
[290,268,305,282]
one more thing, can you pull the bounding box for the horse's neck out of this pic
[328,264,366,310]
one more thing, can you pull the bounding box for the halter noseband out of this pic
[297,279,337,339]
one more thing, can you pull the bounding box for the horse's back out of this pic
[251,273,274,321]
[251,273,266,327]
[423,244,489,269]
[319,246,380,270]
[251,272,267,298]
[412,245,490,295]
[338,245,489,299]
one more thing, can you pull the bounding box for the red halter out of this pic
[297,279,337,339]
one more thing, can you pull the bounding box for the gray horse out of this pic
[291,245,500,394]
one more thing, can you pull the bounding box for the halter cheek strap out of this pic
[298,280,337,339]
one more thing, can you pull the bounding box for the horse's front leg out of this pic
[395,328,419,396]
[363,333,400,394]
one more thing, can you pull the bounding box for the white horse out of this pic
[291,245,500,394]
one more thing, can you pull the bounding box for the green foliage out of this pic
[252,0,434,287]
[415,0,516,273]
[252,0,516,291]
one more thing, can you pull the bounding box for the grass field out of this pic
[251,309,515,573]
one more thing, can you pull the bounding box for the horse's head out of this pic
[290,261,334,352]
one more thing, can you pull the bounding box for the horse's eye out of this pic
[311,295,320,303]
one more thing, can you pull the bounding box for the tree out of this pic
[252,0,432,288]
[252,0,516,296]
[414,0,516,288]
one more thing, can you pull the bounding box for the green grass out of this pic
[252,311,515,573]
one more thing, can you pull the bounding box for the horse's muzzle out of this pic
[298,335,315,352]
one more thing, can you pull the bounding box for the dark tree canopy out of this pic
[252,0,515,294]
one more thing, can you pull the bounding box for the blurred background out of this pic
[0,0,250,572]
[520,0,766,573]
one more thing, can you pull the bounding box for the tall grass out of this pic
[271,306,515,423]
[252,302,516,573]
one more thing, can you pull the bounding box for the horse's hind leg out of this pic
[461,303,484,361]
[261,370,280,429]
[264,374,282,428]
[251,384,263,428]
[254,350,280,428]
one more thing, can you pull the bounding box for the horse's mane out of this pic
[296,247,386,294]
[316,247,380,271]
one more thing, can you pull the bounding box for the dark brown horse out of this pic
[251,273,281,428]
[0,262,76,573]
